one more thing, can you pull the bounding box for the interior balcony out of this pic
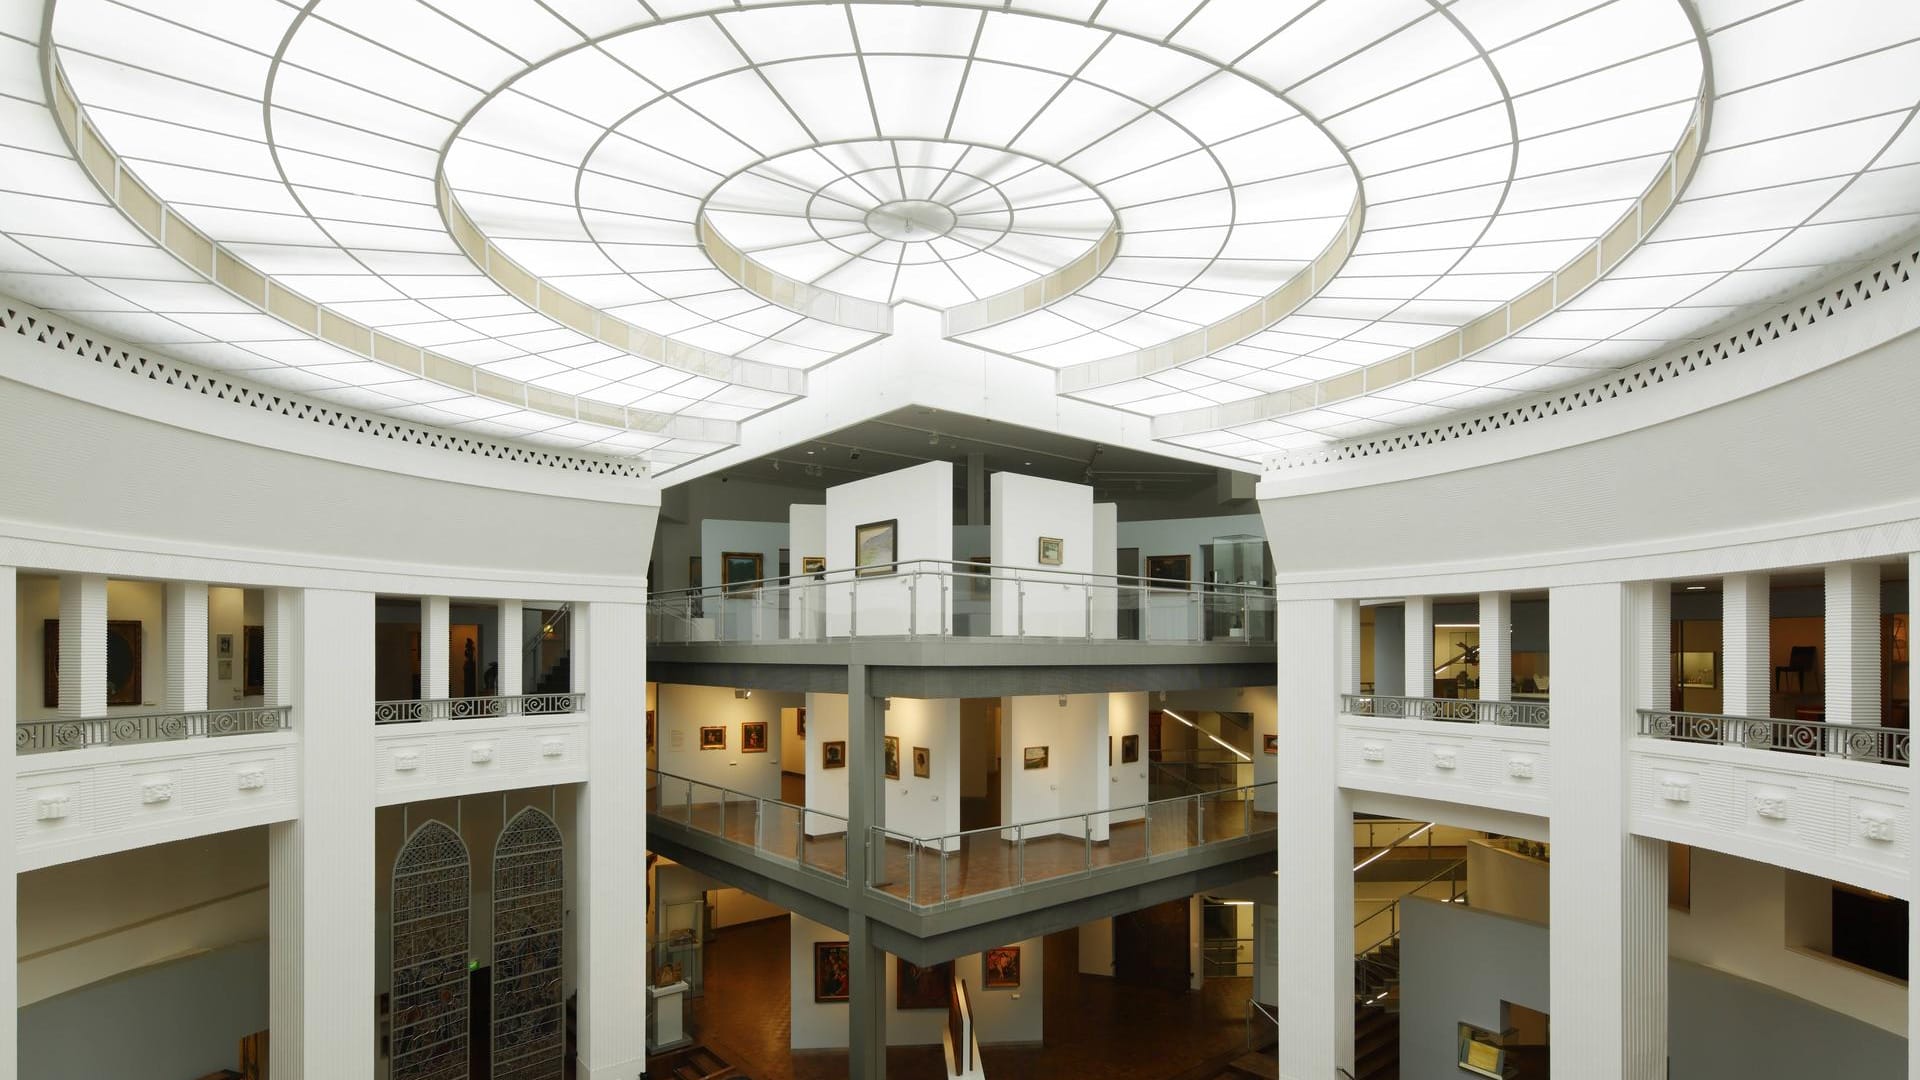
[645,766,1276,967]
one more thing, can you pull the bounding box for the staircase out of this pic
[1354,1003,1399,1080]
[649,1044,741,1080]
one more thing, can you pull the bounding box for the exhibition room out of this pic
[2,0,1919,1078]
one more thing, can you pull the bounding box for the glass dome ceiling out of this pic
[0,0,1912,473]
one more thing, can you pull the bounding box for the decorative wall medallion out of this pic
[235,765,267,791]
[539,737,564,759]
[1752,790,1789,821]
[469,742,495,764]
[394,748,421,772]
[140,777,174,805]
[1431,747,1458,771]
[1856,807,1897,843]
[1361,742,1386,763]
[1506,755,1535,780]
[1659,774,1692,804]
[34,791,70,821]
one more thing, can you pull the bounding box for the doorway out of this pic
[1115,898,1191,994]
[959,698,1000,830]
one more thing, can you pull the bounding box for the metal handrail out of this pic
[1637,708,1910,765]
[16,705,292,754]
[1245,998,1280,1051]
[1354,820,1433,865]
[874,781,1274,845]
[646,767,847,827]
[1354,857,1467,956]
[645,768,850,880]
[649,557,1276,602]
[1342,693,1549,727]
[372,692,585,724]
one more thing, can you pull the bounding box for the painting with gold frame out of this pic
[1037,536,1063,566]
[822,740,846,769]
[982,946,1020,989]
[1023,745,1048,770]
[801,555,827,578]
[884,735,900,780]
[699,725,727,750]
[913,745,930,778]
[854,518,898,577]
[1143,553,1191,589]
[741,720,768,753]
[722,551,765,595]
[815,942,850,1002]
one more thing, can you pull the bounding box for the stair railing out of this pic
[1352,857,1468,1003]
[1245,998,1280,1051]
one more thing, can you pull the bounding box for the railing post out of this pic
[940,845,949,904]
[908,837,918,904]
[1086,583,1094,641]
[1017,578,1026,638]
[1197,794,1206,846]
[908,573,918,638]
[1015,825,1025,885]
[754,798,765,853]
[1144,802,1153,856]
[683,781,693,825]
[850,578,858,639]
[1084,816,1093,875]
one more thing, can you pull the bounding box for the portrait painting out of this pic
[884,735,900,780]
[815,942,850,1002]
[823,740,847,769]
[982,946,1021,989]
[1263,733,1278,755]
[1121,733,1140,764]
[741,720,768,753]
[699,725,727,750]
[913,745,930,778]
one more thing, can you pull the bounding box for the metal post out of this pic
[939,845,949,903]
[907,837,918,904]
[754,797,765,853]
[1017,577,1026,637]
[1197,794,1207,847]
[908,574,918,637]
[1144,802,1153,857]
[1015,824,1025,885]
[683,780,693,825]
[1084,816,1093,875]
[1086,584,1094,642]
[850,579,858,638]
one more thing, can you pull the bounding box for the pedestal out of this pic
[648,981,691,1053]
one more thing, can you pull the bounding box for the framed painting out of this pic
[721,551,764,595]
[1037,536,1063,566]
[982,946,1021,989]
[1121,733,1140,764]
[741,720,768,753]
[1143,553,1192,589]
[1023,745,1049,770]
[699,725,727,750]
[815,942,850,1002]
[217,633,234,659]
[42,619,144,708]
[801,555,827,578]
[822,740,847,769]
[647,709,656,750]
[884,735,900,780]
[854,518,898,577]
[1263,732,1278,755]
[913,745,930,778]
[895,957,953,1010]
[796,706,807,738]
[965,554,992,600]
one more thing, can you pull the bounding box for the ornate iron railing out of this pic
[1637,708,1910,766]
[1341,693,1549,728]
[374,693,585,725]
[16,705,291,754]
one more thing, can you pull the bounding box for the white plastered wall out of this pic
[988,473,1093,638]
[1001,694,1106,839]
[824,461,953,636]
[1107,691,1149,823]
[789,504,826,639]
[802,693,960,846]
[653,683,792,802]
[15,576,167,721]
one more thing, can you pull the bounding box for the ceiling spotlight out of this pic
[849,450,861,461]
[735,688,752,699]
[1058,694,1068,707]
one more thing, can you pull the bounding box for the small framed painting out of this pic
[217,633,234,659]
[741,720,768,753]
[1023,745,1049,770]
[699,725,727,750]
[913,745,930,778]
[1143,553,1192,589]
[854,518,898,577]
[982,946,1021,989]
[797,707,807,738]
[801,555,827,578]
[822,740,847,769]
[1121,734,1140,764]
[815,942,850,1002]
[218,659,233,680]
[647,709,656,750]
[1037,536,1063,566]
[721,551,764,595]
[884,735,900,780]
[1263,733,1278,755]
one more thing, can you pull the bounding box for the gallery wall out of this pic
[208,586,264,708]
[1106,691,1149,822]
[787,914,1044,1050]
[988,472,1094,637]
[654,682,793,802]
[800,693,960,847]
[1092,503,1118,638]
[789,504,826,638]
[804,692,850,835]
[15,575,169,722]
[1001,694,1106,839]
[1398,898,1906,1080]
[19,938,269,1080]
[1115,513,1266,586]
[824,460,954,636]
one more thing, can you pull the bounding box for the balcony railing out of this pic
[647,558,1275,646]
[16,705,291,755]
[868,781,1276,909]
[1637,708,1910,766]
[373,692,585,725]
[1342,693,1549,728]
[645,768,849,882]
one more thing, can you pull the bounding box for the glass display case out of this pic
[654,898,705,995]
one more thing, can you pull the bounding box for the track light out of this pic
[735,689,752,700]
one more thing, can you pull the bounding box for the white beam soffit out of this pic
[0,0,1914,469]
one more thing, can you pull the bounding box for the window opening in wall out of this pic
[1831,885,1907,981]
[374,596,422,701]
[524,606,571,695]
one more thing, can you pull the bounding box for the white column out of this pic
[1825,563,1881,727]
[1275,597,1354,1080]
[164,581,209,712]
[263,588,295,709]
[1341,600,1362,697]
[498,598,523,697]
[1907,555,1918,1080]
[421,595,450,700]
[1548,582,1667,1080]
[1480,591,1512,702]
[1722,574,1770,717]
[575,601,648,1080]
[269,589,375,1080]
[0,568,18,1080]
[58,573,106,718]
[1403,595,1433,698]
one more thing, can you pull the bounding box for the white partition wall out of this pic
[654,683,789,802]
[989,473,1094,638]
[825,461,953,637]
[1001,694,1107,838]
[790,504,827,639]
[1092,503,1119,639]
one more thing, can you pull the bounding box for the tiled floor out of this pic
[650,783,1275,903]
[685,917,1255,1080]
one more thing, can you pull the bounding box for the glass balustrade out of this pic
[645,769,849,882]
[645,559,1275,646]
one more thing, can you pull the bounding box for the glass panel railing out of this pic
[646,559,1278,646]
[866,782,1276,909]
[645,769,848,882]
